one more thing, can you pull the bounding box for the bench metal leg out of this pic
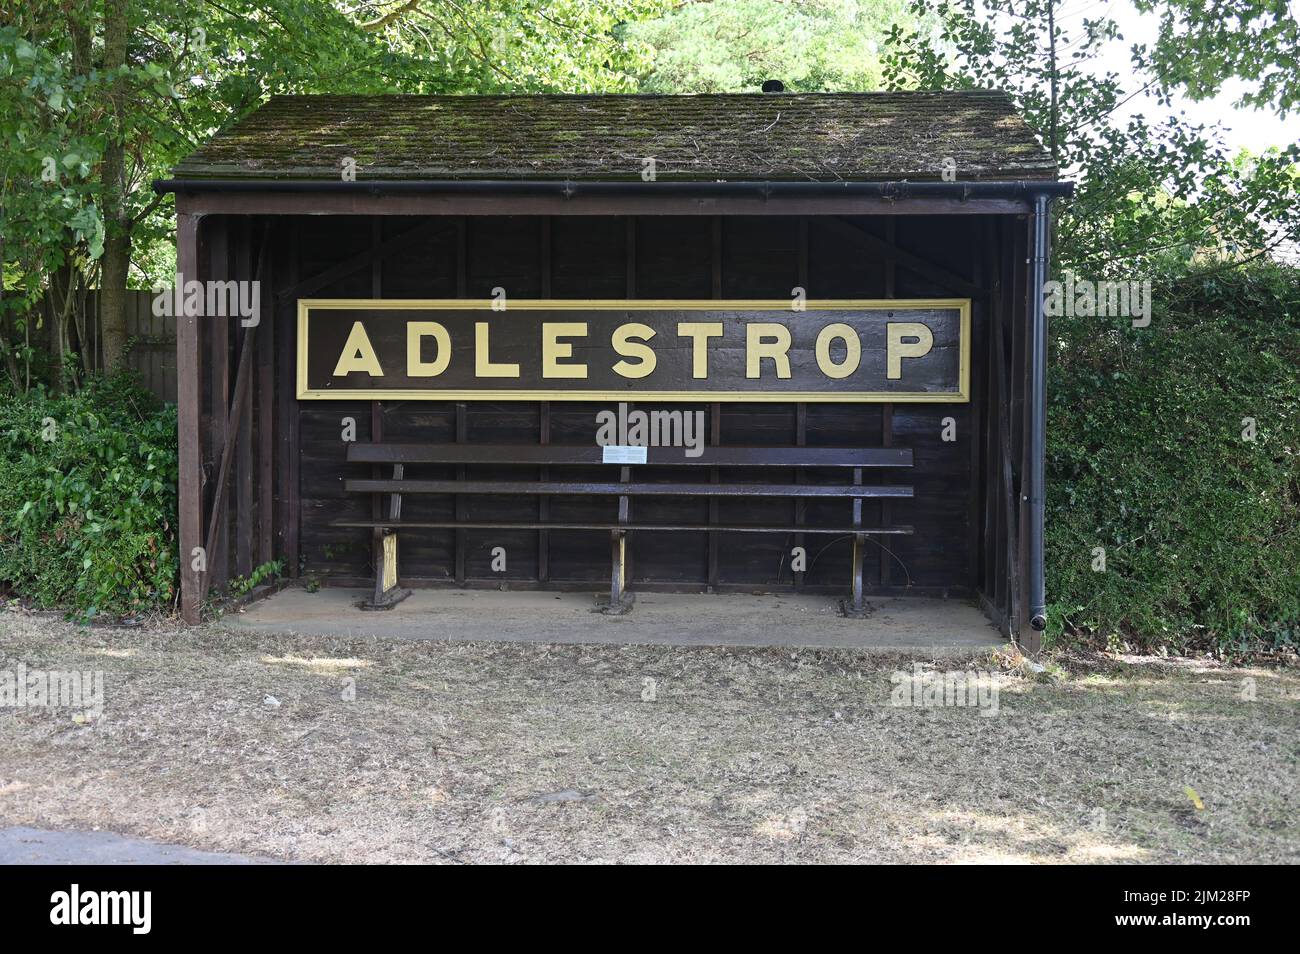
[838,533,873,618]
[840,468,873,618]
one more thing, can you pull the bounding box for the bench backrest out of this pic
[347,443,912,469]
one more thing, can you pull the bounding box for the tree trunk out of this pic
[99,202,131,371]
[0,234,21,391]
[99,0,131,372]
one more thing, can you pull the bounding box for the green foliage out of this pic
[229,560,283,598]
[2,0,671,391]
[1046,265,1300,655]
[627,0,917,92]
[0,373,178,618]
[1132,0,1299,115]
[882,0,1300,274]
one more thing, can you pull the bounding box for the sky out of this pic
[1061,0,1296,154]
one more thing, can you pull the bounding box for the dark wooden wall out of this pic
[195,211,1029,629]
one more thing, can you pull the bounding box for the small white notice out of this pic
[602,444,648,464]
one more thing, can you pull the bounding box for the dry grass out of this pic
[0,606,1296,864]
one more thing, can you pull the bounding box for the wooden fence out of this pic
[88,289,177,403]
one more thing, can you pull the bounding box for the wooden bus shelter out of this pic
[155,91,1070,651]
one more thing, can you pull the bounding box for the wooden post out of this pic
[794,216,808,589]
[235,219,254,579]
[208,220,230,589]
[257,221,275,566]
[880,218,897,589]
[276,222,301,577]
[708,216,722,591]
[177,213,203,623]
[454,218,467,585]
[538,217,552,583]
[370,220,386,595]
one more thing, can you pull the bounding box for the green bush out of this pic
[1047,264,1300,655]
[0,374,178,619]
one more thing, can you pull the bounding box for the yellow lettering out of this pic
[542,322,588,379]
[886,322,934,379]
[332,321,383,377]
[815,323,861,379]
[611,323,657,379]
[746,322,792,379]
[475,322,520,378]
[676,322,724,379]
[406,321,451,377]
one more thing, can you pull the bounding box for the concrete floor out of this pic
[222,586,1005,652]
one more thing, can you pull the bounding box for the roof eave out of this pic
[154,177,1073,198]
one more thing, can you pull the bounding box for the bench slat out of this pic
[344,478,913,498]
[345,443,913,469]
[330,519,914,535]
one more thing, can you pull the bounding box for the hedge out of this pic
[1046,264,1300,655]
[0,374,178,619]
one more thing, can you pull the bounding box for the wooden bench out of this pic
[332,443,914,614]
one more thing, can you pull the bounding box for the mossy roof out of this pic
[173,91,1057,182]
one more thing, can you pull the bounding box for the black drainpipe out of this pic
[1026,193,1050,633]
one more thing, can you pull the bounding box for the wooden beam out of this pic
[821,216,987,299]
[1018,210,1042,655]
[276,223,301,576]
[207,220,230,589]
[454,401,467,585]
[967,220,989,593]
[994,224,1022,641]
[203,314,256,582]
[274,217,454,303]
[794,216,808,590]
[371,219,385,593]
[454,218,467,585]
[539,217,552,583]
[235,219,254,579]
[257,221,275,567]
[177,192,1031,219]
[880,217,897,588]
[176,213,203,624]
[202,227,272,592]
[708,216,722,590]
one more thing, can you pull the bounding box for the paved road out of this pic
[0,827,280,865]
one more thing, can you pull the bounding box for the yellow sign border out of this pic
[296,298,971,403]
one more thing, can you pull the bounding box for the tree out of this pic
[882,0,1300,274]
[0,12,104,391]
[1,0,669,391]
[627,0,919,92]
[1132,0,1299,115]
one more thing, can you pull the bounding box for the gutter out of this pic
[153,178,1074,199]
